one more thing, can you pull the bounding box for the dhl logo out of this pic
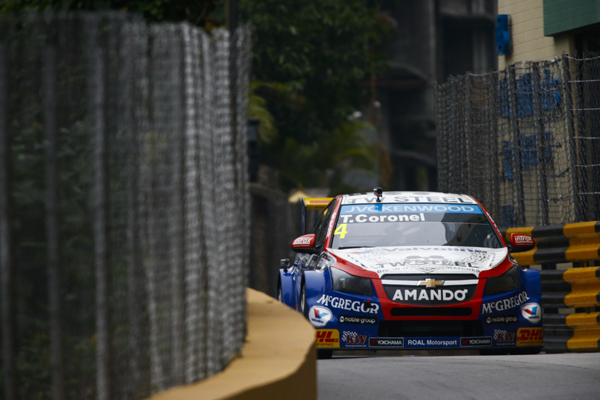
[516,328,543,346]
[316,329,340,348]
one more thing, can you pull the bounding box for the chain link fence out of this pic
[436,54,600,227]
[0,13,250,400]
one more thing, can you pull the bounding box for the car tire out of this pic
[299,282,308,317]
[318,349,333,359]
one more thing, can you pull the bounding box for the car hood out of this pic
[328,246,508,278]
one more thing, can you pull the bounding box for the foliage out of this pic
[1,0,389,193]
[240,0,388,191]
[0,0,225,27]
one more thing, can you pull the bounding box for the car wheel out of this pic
[318,349,333,359]
[299,282,307,317]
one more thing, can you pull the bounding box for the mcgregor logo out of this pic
[481,292,528,314]
[317,295,380,314]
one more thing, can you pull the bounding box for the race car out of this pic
[277,189,542,358]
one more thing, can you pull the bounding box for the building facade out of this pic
[498,0,600,68]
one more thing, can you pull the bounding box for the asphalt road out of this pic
[318,352,600,400]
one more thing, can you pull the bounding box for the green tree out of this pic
[0,0,225,27]
[240,0,388,192]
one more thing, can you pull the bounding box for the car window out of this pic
[329,203,502,249]
[311,200,336,249]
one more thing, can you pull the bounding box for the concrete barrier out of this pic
[501,224,600,353]
[145,288,317,400]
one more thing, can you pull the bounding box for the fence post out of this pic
[0,42,17,400]
[450,81,461,192]
[488,73,500,219]
[44,46,66,400]
[508,67,526,226]
[562,55,581,222]
[92,47,110,400]
[531,63,550,225]
[464,75,473,195]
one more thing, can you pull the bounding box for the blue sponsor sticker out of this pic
[403,337,460,348]
[340,204,482,214]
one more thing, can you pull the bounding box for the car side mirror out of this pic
[508,233,535,253]
[291,233,317,253]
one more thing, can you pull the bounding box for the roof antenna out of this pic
[374,187,383,202]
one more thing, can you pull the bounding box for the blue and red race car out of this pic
[278,190,543,358]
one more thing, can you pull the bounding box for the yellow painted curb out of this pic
[145,288,317,400]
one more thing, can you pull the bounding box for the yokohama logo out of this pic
[369,338,404,347]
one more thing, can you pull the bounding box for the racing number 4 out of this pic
[334,224,348,239]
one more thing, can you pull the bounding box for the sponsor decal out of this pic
[493,329,516,345]
[369,338,404,347]
[338,314,377,325]
[513,235,534,245]
[516,327,543,346]
[521,303,542,324]
[317,295,379,314]
[404,338,459,348]
[485,315,518,324]
[308,306,332,328]
[392,288,468,302]
[316,329,340,348]
[340,204,480,214]
[326,211,338,238]
[293,237,313,246]
[338,213,426,224]
[384,285,476,305]
[378,255,475,268]
[460,337,492,347]
[343,195,477,204]
[481,292,529,314]
[341,331,367,347]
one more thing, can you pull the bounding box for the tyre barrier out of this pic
[501,223,600,353]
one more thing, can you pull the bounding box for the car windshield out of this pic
[330,203,502,249]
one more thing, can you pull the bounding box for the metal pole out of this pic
[488,73,500,220]
[92,48,110,400]
[44,46,65,400]
[562,55,581,221]
[464,75,473,195]
[508,67,526,226]
[0,42,17,400]
[532,63,550,225]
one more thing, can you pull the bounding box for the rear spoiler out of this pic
[301,197,334,234]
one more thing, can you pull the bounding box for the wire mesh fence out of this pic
[436,54,600,227]
[0,13,250,400]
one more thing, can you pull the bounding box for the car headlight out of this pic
[331,268,373,296]
[485,265,520,296]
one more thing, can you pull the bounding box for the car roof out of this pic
[340,191,477,205]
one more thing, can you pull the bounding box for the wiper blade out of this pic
[337,246,373,250]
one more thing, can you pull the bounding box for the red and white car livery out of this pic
[277,190,542,358]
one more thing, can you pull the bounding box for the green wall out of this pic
[544,0,600,36]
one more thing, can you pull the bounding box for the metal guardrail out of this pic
[501,223,600,352]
